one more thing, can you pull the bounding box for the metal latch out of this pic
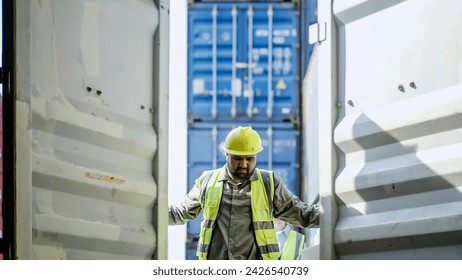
[235,62,255,69]
[308,22,327,44]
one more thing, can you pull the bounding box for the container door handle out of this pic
[267,5,274,119]
[212,125,218,169]
[246,5,254,119]
[231,6,237,119]
[211,5,218,119]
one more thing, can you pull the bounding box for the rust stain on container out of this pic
[85,172,125,184]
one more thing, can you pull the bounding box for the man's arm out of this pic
[168,181,202,225]
[272,174,320,228]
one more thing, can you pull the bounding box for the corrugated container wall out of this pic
[13,0,169,259]
[303,0,462,259]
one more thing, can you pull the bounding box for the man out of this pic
[169,126,320,260]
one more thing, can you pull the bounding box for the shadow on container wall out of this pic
[335,113,462,259]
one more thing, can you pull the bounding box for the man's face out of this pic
[227,154,257,181]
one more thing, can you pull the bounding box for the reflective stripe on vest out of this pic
[280,229,305,260]
[252,169,280,260]
[196,168,280,260]
[196,170,222,260]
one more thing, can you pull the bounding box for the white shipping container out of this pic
[9,0,170,259]
[302,0,462,259]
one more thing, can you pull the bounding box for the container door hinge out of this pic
[308,22,327,44]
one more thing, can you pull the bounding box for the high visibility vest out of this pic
[280,229,305,260]
[196,168,280,260]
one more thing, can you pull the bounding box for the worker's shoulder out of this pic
[256,168,281,182]
[256,168,271,174]
[257,168,277,177]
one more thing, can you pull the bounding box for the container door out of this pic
[242,4,300,122]
[188,2,300,123]
[188,4,241,122]
[304,0,462,259]
[12,0,169,259]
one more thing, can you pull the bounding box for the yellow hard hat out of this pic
[223,126,263,155]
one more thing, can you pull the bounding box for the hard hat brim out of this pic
[223,146,263,156]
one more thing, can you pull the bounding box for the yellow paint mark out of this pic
[85,172,125,184]
[276,79,287,90]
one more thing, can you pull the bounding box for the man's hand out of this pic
[307,203,320,227]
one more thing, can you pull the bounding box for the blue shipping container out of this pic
[188,2,300,122]
[186,122,300,237]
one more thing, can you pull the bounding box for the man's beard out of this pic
[227,163,254,181]
[233,168,249,180]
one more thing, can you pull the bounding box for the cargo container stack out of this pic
[186,0,312,259]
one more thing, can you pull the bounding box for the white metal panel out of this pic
[331,0,462,259]
[15,0,167,259]
[335,0,462,116]
[304,0,462,259]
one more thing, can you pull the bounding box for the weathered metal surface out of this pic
[15,0,168,259]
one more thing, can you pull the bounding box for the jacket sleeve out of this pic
[272,173,320,228]
[168,177,203,225]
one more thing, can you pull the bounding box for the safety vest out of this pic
[196,168,280,260]
[280,229,305,260]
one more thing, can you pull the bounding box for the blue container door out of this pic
[188,5,242,122]
[188,3,299,122]
[241,5,300,122]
